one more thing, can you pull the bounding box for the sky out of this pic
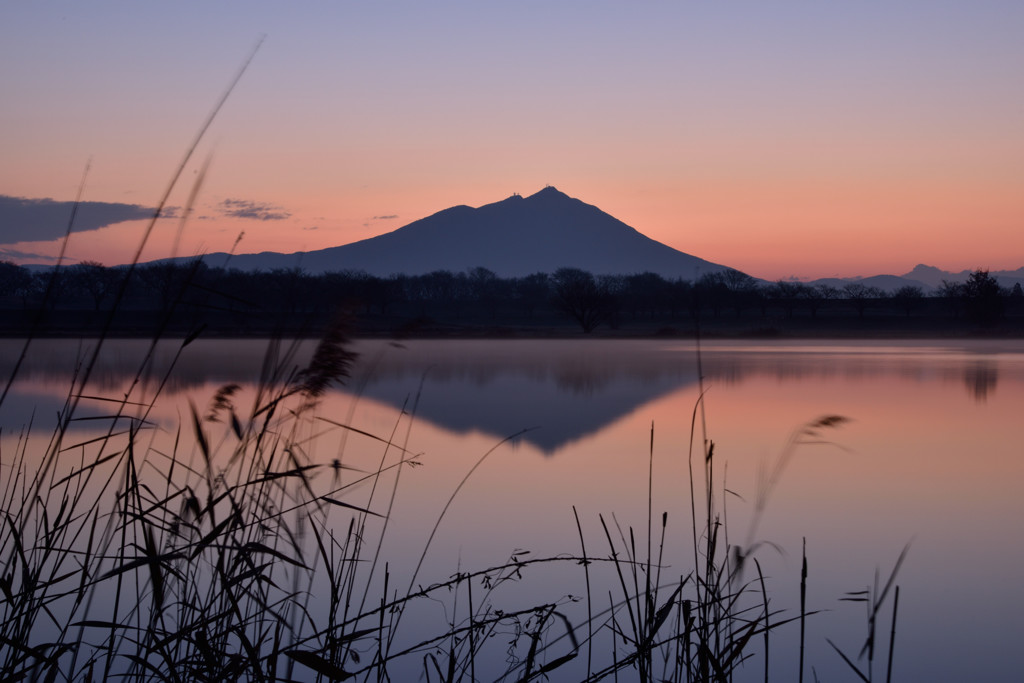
[1,1,1022,281]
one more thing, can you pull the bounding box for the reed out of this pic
[2,319,911,681]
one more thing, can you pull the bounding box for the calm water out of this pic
[2,338,1023,681]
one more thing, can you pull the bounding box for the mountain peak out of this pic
[498,187,570,204]
[528,185,567,199]
[495,186,574,209]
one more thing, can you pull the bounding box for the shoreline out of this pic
[3,320,1024,341]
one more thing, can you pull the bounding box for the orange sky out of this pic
[2,3,1022,280]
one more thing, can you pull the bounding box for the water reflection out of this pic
[2,339,1021,450]
[354,341,1024,452]
[963,360,998,401]
[3,338,1024,681]
[355,341,697,453]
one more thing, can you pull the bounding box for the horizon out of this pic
[1,186,1015,284]
[2,3,1022,281]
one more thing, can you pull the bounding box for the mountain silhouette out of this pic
[801,266,1024,294]
[901,264,1024,290]
[805,274,932,293]
[167,187,732,279]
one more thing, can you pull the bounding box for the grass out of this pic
[1,46,907,682]
[0,327,907,681]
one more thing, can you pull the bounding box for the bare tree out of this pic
[551,267,615,333]
[770,280,807,318]
[722,269,761,316]
[513,272,550,318]
[842,283,883,318]
[935,280,964,319]
[0,261,33,308]
[962,269,1003,325]
[892,285,924,318]
[68,261,121,310]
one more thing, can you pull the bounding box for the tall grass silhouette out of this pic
[3,337,889,681]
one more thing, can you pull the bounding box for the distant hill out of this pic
[152,187,733,280]
[806,274,933,293]
[804,267,1024,294]
[901,264,1024,291]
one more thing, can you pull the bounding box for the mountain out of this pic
[807,274,932,293]
[163,187,732,279]
[802,267,1024,294]
[902,264,1024,290]
[902,264,955,289]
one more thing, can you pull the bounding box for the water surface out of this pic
[3,338,1021,681]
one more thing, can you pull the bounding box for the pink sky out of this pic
[2,3,1022,280]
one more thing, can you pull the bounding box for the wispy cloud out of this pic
[0,247,58,263]
[0,195,155,243]
[364,214,399,228]
[219,198,291,221]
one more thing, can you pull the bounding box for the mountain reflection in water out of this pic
[0,338,1015,453]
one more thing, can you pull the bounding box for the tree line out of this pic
[0,260,1020,334]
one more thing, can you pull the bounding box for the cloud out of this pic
[0,195,155,243]
[364,214,399,228]
[219,199,291,221]
[0,247,58,263]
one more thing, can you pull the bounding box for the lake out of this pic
[2,337,1022,681]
